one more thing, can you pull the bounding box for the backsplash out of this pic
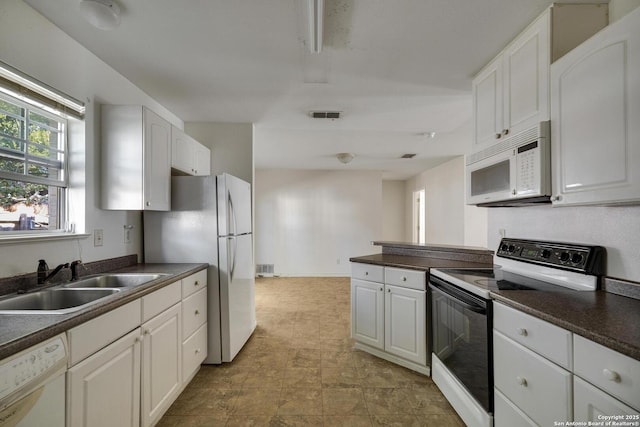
[0,255,138,297]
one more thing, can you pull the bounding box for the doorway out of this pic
[413,189,426,244]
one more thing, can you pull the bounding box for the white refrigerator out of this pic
[144,173,256,363]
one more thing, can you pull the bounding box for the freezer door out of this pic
[217,173,252,236]
[218,233,255,362]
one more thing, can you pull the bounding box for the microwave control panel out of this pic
[515,141,539,195]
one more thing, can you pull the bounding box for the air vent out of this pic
[256,264,274,277]
[309,111,341,119]
[401,153,417,159]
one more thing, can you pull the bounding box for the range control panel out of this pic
[497,238,605,275]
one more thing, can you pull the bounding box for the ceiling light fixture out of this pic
[79,0,121,31]
[423,131,437,139]
[336,153,355,164]
[307,0,324,53]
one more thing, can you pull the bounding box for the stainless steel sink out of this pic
[62,273,168,289]
[0,288,121,314]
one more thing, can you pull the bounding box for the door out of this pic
[143,107,171,210]
[351,278,384,350]
[141,303,182,427]
[217,173,252,236]
[551,8,640,205]
[384,284,426,365]
[67,329,141,427]
[473,55,504,150]
[219,233,255,362]
[503,10,550,137]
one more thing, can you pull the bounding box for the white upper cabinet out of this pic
[551,6,640,206]
[101,105,171,211]
[473,4,607,152]
[171,126,211,176]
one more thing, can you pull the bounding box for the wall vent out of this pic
[309,111,341,119]
[256,264,275,276]
[401,153,417,159]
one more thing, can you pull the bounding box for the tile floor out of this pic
[158,277,464,426]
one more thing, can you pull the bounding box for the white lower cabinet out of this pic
[350,263,427,373]
[384,284,426,365]
[67,328,142,427]
[141,303,182,427]
[66,270,208,427]
[494,302,640,425]
[351,278,384,349]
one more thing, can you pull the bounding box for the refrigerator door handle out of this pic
[227,236,237,282]
[228,192,237,236]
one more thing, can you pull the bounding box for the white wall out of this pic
[405,157,488,247]
[0,0,183,277]
[254,169,382,276]
[609,0,640,22]
[382,181,405,241]
[185,122,253,185]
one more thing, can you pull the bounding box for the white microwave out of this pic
[466,122,551,206]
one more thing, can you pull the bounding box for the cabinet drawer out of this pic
[494,331,572,426]
[494,389,537,427]
[574,376,638,420]
[68,299,141,366]
[493,302,572,369]
[574,335,640,410]
[182,269,207,299]
[182,288,207,337]
[351,263,384,283]
[142,281,181,322]
[384,267,425,290]
[182,323,207,381]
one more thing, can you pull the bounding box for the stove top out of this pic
[430,238,606,299]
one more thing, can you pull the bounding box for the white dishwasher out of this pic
[0,334,67,427]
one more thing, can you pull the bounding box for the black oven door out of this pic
[429,276,493,413]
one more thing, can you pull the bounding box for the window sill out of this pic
[0,232,90,245]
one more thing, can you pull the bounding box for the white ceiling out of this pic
[25,0,568,179]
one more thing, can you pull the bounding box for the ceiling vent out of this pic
[401,153,417,159]
[309,111,341,119]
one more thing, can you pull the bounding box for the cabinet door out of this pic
[574,376,638,421]
[171,126,195,175]
[503,10,550,136]
[67,328,141,427]
[141,303,182,427]
[384,284,426,365]
[351,278,384,349]
[551,8,640,205]
[473,55,504,150]
[143,107,171,210]
[193,142,211,176]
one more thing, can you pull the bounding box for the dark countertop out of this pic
[351,252,640,361]
[0,263,208,360]
[350,253,493,271]
[372,241,493,255]
[491,289,640,361]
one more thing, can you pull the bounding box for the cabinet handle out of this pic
[194,281,200,286]
[516,376,528,387]
[602,369,621,382]
[379,287,383,291]
[512,189,517,195]
[387,289,391,293]
[503,128,509,136]
[365,271,369,276]
[517,328,528,337]
[195,348,201,354]
[195,309,200,315]
[135,336,142,343]
[495,133,502,139]
[401,276,407,282]
[145,201,151,207]
[144,329,150,335]
[551,195,562,202]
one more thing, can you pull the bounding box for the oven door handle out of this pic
[429,283,487,314]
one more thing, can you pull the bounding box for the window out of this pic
[0,92,67,232]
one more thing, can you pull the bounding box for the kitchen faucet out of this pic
[37,260,69,285]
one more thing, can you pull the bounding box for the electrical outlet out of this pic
[94,229,104,247]
[123,225,133,244]
[499,228,506,238]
